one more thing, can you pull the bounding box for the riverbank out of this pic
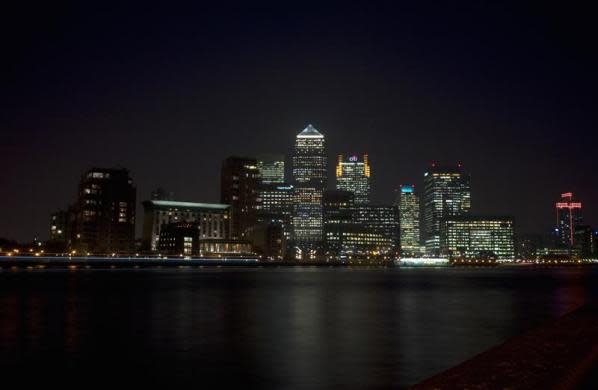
[410,303,598,389]
[1,255,597,269]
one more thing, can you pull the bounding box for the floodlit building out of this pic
[71,167,136,254]
[256,154,285,184]
[440,216,515,261]
[221,156,261,239]
[142,200,230,251]
[335,154,371,205]
[292,124,327,255]
[423,163,471,255]
[395,185,421,257]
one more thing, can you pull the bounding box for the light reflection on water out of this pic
[0,266,595,388]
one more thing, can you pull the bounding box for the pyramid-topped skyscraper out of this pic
[292,124,327,258]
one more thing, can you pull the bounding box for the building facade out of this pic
[257,183,294,240]
[323,190,355,256]
[354,205,399,247]
[292,124,327,255]
[396,185,421,257]
[335,154,371,205]
[221,156,261,239]
[142,200,230,251]
[71,167,136,254]
[256,154,285,184]
[423,164,471,255]
[440,216,515,261]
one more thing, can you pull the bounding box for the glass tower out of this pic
[423,163,471,256]
[257,154,285,184]
[335,154,371,205]
[292,124,327,254]
[396,185,421,257]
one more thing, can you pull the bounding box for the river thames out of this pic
[1,266,596,388]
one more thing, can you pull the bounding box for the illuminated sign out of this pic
[349,155,358,162]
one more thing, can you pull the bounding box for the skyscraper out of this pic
[555,192,582,249]
[396,185,421,257]
[256,154,285,184]
[292,124,327,255]
[423,163,471,255]
[71,167,136,254]
[335,154,371,205]
[220,156,261,239]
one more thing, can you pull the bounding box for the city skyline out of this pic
[2,3,597,242]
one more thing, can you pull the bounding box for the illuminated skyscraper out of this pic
[221,156,261,239]
[257,154,285,184]
[555,192,582,249]
[292,124,327,254]
[396,185,421,256]
[423,163,471,255]
[335,154,371,205]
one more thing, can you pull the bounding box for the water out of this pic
[0,266,596,388]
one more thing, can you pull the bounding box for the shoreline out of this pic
[1,256,596,269]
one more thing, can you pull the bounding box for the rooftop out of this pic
[143,200,229,210]
[297,124,324,138]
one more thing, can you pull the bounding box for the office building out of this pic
[71,167,136,254]
[257,183,294,240]
[142,200,230,251]
[395,185,421,257]
[50,210,68,243]
[423,163,471,255]
[292,124,327,255]
[440,216,515,261]
[335,154,371,205]
[257,154,285,184]
[323,190,355,255]
[354,205,399,251]
[221,156,261,239]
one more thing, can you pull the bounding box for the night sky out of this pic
[2,2,597,242]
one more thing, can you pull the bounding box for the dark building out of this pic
[221,156,261,239]
[422,163,471,256]
[157,221,200,256]
[151,187,174,201]
[573,225,594,258]
[49,210,68,243]
[246,222,286,260]
[71,167,136,254]
[516,233,544,260]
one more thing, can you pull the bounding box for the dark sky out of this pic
[2,1,597,241]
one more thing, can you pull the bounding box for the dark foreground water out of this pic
[0,266,596,388]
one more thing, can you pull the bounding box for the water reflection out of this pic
[0,267,595,388]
